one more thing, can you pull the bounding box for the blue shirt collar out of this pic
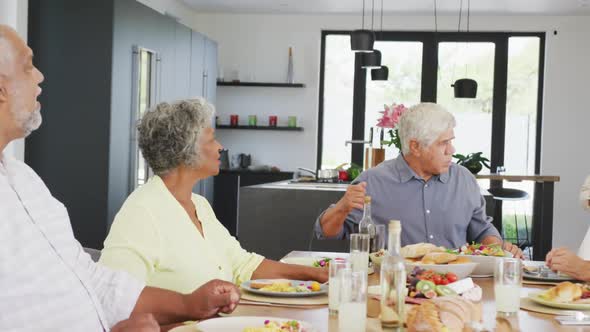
[393,155,450,184]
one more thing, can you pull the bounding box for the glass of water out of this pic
[494,258,522,315]
[329,259,350,316]
[350,233,370,274]
[338,269,367,332]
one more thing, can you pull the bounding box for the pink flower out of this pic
[376,103,408,129]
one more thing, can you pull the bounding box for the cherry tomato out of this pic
[446,273,458,283]
[440,278,449,285]
[432,274,442,285]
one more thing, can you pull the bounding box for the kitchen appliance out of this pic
[295,167,340,183]
[238,153,251,169]
[219,149,230,170]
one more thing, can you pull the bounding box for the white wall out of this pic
[0,0,28,161]
[192,13,590,250]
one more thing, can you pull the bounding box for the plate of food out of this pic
[449,242,511,277]
[186,316,314,332]
[369,249,386,267]
[280,256,335,268]
[528,282,590,310]
[241,279,327,297]
[523,262,577,282]
[404,250,478,279]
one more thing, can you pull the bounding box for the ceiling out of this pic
[182,0,590,16]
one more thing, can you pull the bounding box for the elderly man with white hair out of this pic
[314,102,523,258]
[0,24,240,331]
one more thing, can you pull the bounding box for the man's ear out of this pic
[409,139,421,157]
[0,77,8,103]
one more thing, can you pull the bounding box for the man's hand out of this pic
[546,247,590,281]
[336,182,367,213]
[183,279,241,319]
[112,313,159,332]
[502,241,524,259]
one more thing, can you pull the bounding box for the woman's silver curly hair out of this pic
[138,98,215,176]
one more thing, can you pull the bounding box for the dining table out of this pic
[214,251,586,332]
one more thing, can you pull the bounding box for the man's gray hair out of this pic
[398,102,456,155]
[138,98,215,175]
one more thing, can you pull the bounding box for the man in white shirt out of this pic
[0,24,240,331]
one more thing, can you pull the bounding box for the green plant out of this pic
[453,152,491,175]
[347,163,363,181]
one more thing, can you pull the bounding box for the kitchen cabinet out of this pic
[26,0,217,248]
[213,170,293,236]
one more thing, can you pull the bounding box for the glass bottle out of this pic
[358,196,378,253]
[380,220,406,328]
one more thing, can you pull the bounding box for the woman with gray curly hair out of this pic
[99,98,327,295]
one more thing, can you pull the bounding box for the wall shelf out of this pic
[217,125,303,131]
[217,81,305,88]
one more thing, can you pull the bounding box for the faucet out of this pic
[345,127,373,147]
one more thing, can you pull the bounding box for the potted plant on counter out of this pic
[453,152,491,175]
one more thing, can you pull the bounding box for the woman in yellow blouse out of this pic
[99,99,327,294]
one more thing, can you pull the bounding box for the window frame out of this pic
[317,31,546,175]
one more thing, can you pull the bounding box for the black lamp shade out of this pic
[452,78,478,98]
[361,50,381,69]
[371,66,389,80]
[350,29,375,52]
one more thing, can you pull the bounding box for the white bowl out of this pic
[464,255,502,277]
[405,262,478,280]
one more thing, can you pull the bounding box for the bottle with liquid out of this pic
[380,220,406,328]
[358,196,378,252]
[286,47,294,84]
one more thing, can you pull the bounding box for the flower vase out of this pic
[364,148,386,169]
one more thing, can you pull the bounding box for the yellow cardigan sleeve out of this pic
[99,202,161,282]
[195,196,264,285]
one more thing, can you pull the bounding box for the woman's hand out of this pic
[502,241,525,259]
[546,247,590,281]
[183,279,241,319]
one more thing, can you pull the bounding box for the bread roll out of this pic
[422,252,458,264]
[542,281,583,303]
[401,243,445,259]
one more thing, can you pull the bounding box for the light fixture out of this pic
[362,50,381,69]
[452,0,477,98]
[371,65,388,80]
[370,0,388,79]
[351,0,375,52]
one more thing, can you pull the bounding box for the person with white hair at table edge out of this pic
[314,102,524,259]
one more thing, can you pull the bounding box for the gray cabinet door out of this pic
[171,23,192,100]
[204,37,218,104]
[189,31,205,98]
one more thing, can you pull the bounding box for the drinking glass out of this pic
[338,269,367,332]
[494,258,522,315]
[329,259,350,316]
[350,233,370,274]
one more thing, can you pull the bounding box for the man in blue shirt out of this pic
[315,103,523,258]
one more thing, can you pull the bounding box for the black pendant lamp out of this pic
[351,0,375,52]
[361,50,381,69]
[371,65,389,80]
[452,0,477,98]
[369,0,387,79]
[452,78,478,98]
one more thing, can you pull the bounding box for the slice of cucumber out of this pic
[435,285,458,296]
[416,280,436,294]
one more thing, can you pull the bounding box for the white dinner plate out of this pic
[281,256,374,274]
[241,279,327,297]
[172,316,315,332]
[528,291,590,310]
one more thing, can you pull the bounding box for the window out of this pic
[130,46,160,192]
[318,31,545,177]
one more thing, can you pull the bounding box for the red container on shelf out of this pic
[269,115,278,127]
[230,114,239,126]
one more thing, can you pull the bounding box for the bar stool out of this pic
[487,187,532,257]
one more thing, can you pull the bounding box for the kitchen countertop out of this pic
[247,180,349,191]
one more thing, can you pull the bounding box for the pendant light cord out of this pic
[467,0,471,32]
[380,0,384,33]
[458,0,463,33]
[362,0,365,29]
[433,0,438,33]
[371,0,375,31]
